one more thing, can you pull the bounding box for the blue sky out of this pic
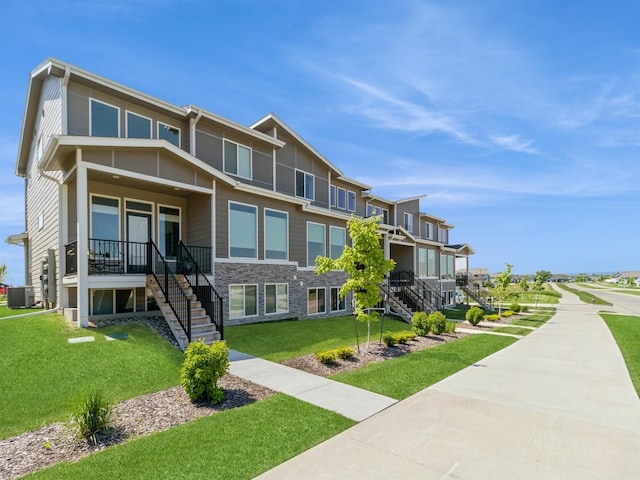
[1,0,639,284]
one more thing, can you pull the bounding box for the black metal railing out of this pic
[179,244,212,274]
[148,240,192,342]
[177,241,223,339]
[379,281,412,321]
[65,241,77,275]
[456,274,495,310]
[389,270,442,312]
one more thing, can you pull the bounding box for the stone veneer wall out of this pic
[215,262,353,326]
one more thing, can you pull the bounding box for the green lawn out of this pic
[28,394,355,480]
[0,305,44,318]
[612,289,640,296]
[0,313,184,439]
[511,308,556,327]
[556,283,612,305]
[601,313,640,396]
[331,334,516,399]
[492,326,532,336]
[225,315,413,363]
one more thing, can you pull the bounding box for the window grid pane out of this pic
[230,203,257,258]
[307,223,325,266]
[265,210,288,260]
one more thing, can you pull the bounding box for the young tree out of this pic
[519,277,529,301]
[0,262,6,284]
[315,215,396,349]
[535,270,552,283]
[533,273,545,307]
[493,263,513,316]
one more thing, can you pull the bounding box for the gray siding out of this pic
[186,193,212,247]
[25,76,63,302]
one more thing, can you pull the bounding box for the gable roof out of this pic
[16,58,283,177]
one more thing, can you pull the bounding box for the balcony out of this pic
[64,239,212,276]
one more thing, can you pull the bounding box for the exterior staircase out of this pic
[380,271,443,323]
[147,274,221,350]
[456,274,495,311]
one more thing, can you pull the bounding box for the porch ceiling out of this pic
[88,170,200,198]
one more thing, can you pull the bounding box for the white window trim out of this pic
[330,286,346,312]
[157,204,181,258]
[89,98,120,137]
[125,110,152,139]
[295,169,315,201]
[347,190,356,212]
[229,201,258,259]
[307,287,326,315]
[125,198,154,239]
[264,283,289,315]
[90,193,121,240]
[307,221,326,267]
[404,212,414,233]
[157,121,181,148]
[264,208,289,261]
[223,139,253,180]
[229,284,259,319]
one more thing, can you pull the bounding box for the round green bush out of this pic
[509,303,522,313]
[411,311,431,336]
[428,311,447,335]
[465,306,484,326]
[181,340,230,403]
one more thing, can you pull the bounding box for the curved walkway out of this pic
[255,288,640,479]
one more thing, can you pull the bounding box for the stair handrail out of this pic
[379,279,413,320]
[389,270,442,312]
[147,240,192,342]
[456,273,495,310]
[177,241,224,339]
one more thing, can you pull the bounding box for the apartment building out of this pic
[8,58,474,345]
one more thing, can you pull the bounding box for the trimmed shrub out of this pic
[484,314,500,322]
[428,311,447,335]
[501,310,514,318]
[181,340,230,404]
[71,390,112,444]
[521,305,530,313]
[396,332,417,344]
[315,350,337,364]
[382,333,398,347]
[465,306,484,326]
[336,347,355,359]
[509,303,522,313]
[411,311,431,336]
[444,320,457,334]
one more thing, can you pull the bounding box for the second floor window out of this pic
[307,222,325,266]
[296,170,315,200]
[347,191,356,212]
[438,227,448,243]
[224,140,252,179]
[158,122,180,147]
[404,212,414,233]
[424,222,434,240]
[329,226,346,260]
[330,186,336,207]
[126,111,151,139]
[337,188,346,209]
[229,202,257,258]
[90,99,119,138]
[264,209,288,260]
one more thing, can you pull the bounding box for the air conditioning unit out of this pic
[7,286,33,308]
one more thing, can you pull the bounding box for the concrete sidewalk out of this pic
[228,350,397,422]
[255,289,640,479]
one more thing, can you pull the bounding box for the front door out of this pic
[127,212,151,273]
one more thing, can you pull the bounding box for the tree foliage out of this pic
[493,263,513,315]
[535,269,552,283]
[315,216,396,344]
[0,262,6,284]
[519,277,529,301]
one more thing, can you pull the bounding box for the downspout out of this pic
[61,67,70,135]
[189,109,202,157]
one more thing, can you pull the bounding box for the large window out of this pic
[229,202,257,258]
[424,222,434,240]
[224,140,252,179]
[264,209,288,260]
[307,222,325,266]
[366,204,389,224]
[265,283,288,315]
[92,289,134,315]
[330,186,336,207]
[159,206,180,260]
[91,196,119,240]
[230,285,257,319]
[440,254,454,279]
[438,227,448,243]
[90,99,119,137]
[126,111,151,139]
[428,249,436,277]
[347,191,356,212]
[308,287,326,314]
[158,122,180,147]
[329,226,346,260]
[404,212,414,233]
[296,170,314,200]
[330,287,346,312]
[418,248,428,277]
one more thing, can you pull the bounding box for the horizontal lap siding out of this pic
[26,77,63,301]
[186,194,211,247]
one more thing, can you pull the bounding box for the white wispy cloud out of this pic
[489,134,538,154]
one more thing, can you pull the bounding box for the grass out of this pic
[601,313,640,396]
[510,308,556,328]
[225,315,413,363]
[494,283,561,304]
[0,313,184,439]
[28,394,355,480]
[612,289,640,296]
[556,283,612,305]
[331,334,516,399]
[0,305,44,318]
[492,326,532,336]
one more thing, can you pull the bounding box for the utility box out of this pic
[7,287,32,308]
